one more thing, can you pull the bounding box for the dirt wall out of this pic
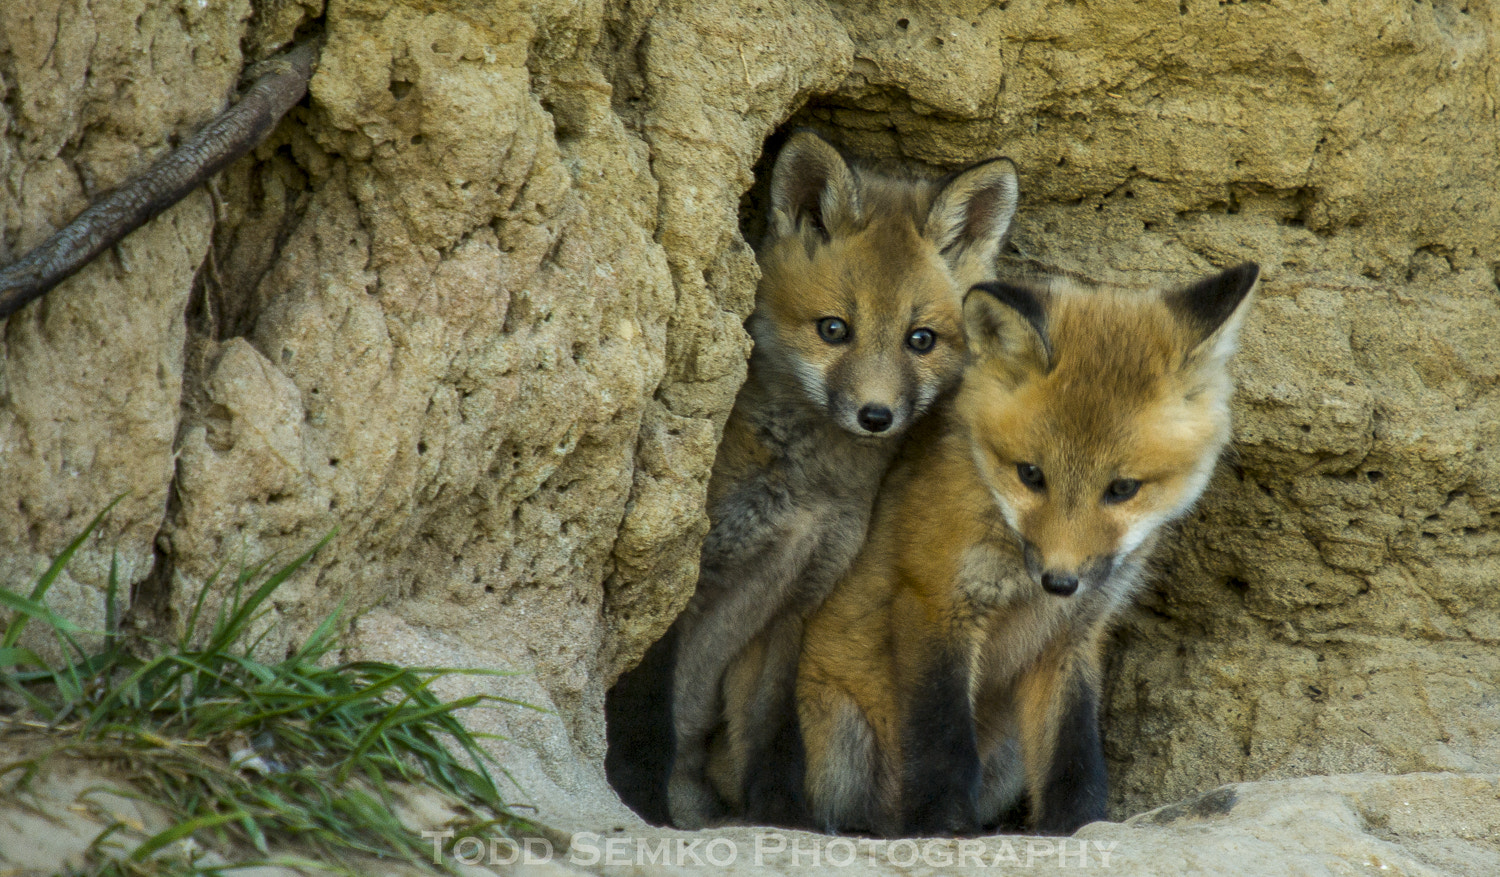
[1,0,1496,826]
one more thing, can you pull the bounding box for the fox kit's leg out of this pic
[798,670,894,835]
[745,706,808,826]
[669,513,822,828]
[970,663,1027,830]
[975,737,1027,829]
[726,611,810,827]
[897,641,983,836]
[1015,632,1108,835]
[797,589,906,836]
[706,626,766,813]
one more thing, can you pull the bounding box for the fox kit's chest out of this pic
[697,389,894,586]
[953,540,1031,611]
[711,397,892,519]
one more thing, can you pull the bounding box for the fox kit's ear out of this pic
[768,130,862,240]
[927,158,1020,278]
[1166,262,1259,365]
[963,282,1051,380]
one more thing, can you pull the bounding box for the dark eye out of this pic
[1017,463,1045,491]
[906,327,936,353]
[1103,478,1141,504]
[817,317,850,343]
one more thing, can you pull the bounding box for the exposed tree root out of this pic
[0,38,319,320]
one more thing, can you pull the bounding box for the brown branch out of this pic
[0,38,319,320]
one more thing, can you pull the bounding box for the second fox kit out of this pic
[665,132,1019,828]
[796,264,1259,836]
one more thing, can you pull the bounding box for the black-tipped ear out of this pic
[768,130,861,240]
[926,158,1020,280]
[963,282,1052,377]
[1165,263,1259,347]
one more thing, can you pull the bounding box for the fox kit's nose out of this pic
[857,404,894,433]
[1041,571,1079,596]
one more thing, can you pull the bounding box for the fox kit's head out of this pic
[959,265,1259,598]
[752,131,1019,438]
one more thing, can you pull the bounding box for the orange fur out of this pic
[666,132,1019,829]
[797,265,1259,835]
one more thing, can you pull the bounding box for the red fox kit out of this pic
[795,264,1259,836]
[647,131,1020,829]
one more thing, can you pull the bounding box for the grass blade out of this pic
[0,646,47,669]
[3,517,534,871]
[0,588,82,638]
[204,531,334,656]
[128,810,247,861]
[1,493,124,649]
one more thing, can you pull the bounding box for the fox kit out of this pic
[795,264,1259,837]
[640,131,1020,829]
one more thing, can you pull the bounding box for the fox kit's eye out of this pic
[906,327,937,353]
[1016,463,1045,491]
[817,317,850,343]
[1103,478,1141,504]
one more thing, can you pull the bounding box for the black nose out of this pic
[1041,572,1079,596]
[857,405,893,433]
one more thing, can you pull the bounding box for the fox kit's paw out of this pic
[906,794,980,838]
[667,767,727,830]
[895,779,981,837]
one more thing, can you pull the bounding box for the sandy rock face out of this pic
[0,0,250,651]
[1,0,1497,847]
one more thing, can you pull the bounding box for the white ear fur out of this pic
[927,158,1020,280]
[768,131,862,240]
[1167,263,1259,367]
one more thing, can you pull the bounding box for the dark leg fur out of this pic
[743,707,809,828]
[605,624,678,826]
[901,648,981,836]
[1032,673,1108,835]
[992,796,1031,833]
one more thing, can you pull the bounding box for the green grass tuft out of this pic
[0,505,540,875]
